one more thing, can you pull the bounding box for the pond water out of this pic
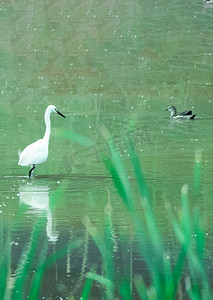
[0,0,213,299]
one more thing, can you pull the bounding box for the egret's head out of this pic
[46,105,66,118]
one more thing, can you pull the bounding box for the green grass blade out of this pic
[29,240,82,299]
[103,137,165,298]
[28,238,48,300]
[181,185,191,236]
[0,232,11,299]
[103,155,134,212]
[127,139,150,200]
[82,217,105,255]
[104,200,114,298]
[120,280,132,300]
[134,275,149,300]
[82,215,114,299]
[193,150,202,196]
[80,276,93,300]
[86,272,114,290]
[193,209,205,265]
[12,216,46,300]
[55,128,94,148]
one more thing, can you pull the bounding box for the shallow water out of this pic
[1,0,213,299]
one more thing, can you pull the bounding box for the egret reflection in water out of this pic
[18,183,59,242]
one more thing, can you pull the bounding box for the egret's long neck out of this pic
[43,110,51,143]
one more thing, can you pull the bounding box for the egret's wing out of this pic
[18,139,48,166]
[29,144,48,165]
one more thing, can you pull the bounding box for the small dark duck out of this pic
[204,0,213,4]
[164,106,196,120]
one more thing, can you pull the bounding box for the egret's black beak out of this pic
[56,110,66,118]
[164,108,168,111]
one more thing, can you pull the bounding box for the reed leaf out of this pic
[134,275,149,300]
[0,232,11,300]
[55,128,94,148]
[80,276,93,300]
[29,240,82,299]
[12,216,46,300]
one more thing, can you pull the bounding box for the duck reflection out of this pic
[18,183,59,242]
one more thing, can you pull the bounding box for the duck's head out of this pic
[164,105,177,117]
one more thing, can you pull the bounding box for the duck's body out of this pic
[164,106,196,120]
[18,105,66,178]
[204,0,213,4]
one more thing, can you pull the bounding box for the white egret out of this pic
[18,105,66,178]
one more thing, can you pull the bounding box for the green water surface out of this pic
[0,0,213,299]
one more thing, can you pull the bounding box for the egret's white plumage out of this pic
[18,105,66,177]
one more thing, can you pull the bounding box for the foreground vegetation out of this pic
[81,139,210,299]
[0,135,211,299]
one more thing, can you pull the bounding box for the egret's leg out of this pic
[29,164,35,178]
